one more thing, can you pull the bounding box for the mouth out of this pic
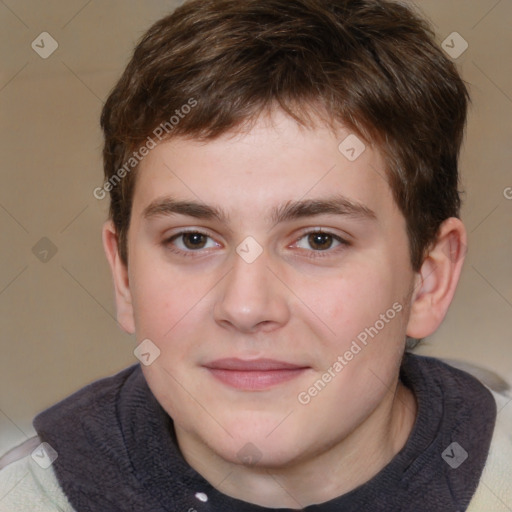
[203,358,310,391]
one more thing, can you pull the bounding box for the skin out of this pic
[103,109,466,508]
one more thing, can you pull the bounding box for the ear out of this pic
[102,220,135,334]
[406,217,467,339]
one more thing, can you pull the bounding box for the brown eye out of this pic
[181,232,208,249]
[307,232,334,251]
[293,230,348,256]
[166,231,219,253]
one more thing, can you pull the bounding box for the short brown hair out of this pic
[100,0,469,271]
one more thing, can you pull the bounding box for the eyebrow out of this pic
[142,194,377,227]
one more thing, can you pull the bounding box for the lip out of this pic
[204,358,309,390]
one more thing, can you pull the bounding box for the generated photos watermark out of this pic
[93,98,198,200]
[298,301,403,405]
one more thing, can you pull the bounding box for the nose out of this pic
[213,247,290,334]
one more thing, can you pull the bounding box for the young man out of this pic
[1,0,511,510]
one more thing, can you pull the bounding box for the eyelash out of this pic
[163,228,350,259]
[293,229,350,258]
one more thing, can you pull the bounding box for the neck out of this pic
[175,381,417,509]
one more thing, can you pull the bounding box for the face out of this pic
[119,110,416,468]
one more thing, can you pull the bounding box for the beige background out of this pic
[0,0,511,456]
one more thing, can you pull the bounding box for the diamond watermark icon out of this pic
[338,134,366,162]
[236,236,263,264]
[134,338,161,366]
[31,442,58,469]
[236,442,263,466]
[32,237,58,263]
[504,187,512,200]
[31,32,59,59]
[441,32,468,60]
[442,442,468,469]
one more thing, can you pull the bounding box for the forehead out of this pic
[131,110,397,224]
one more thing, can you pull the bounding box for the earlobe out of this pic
[406,217,467,339]
[102,221,135,334]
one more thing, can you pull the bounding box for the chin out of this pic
[220,439,304,469]
[205,417,308,468]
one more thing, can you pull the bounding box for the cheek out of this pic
[312,265,397,338]
[130,273,175,338]
[298,278,408,429]
[129,253,206,338]
[135,262,173,316]
[129,261,220,380]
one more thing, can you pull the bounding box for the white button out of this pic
[195,492,208,502]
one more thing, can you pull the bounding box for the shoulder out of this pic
[429,357,512,510]
[32,364,141,434]
[0,366,141,512]
[0,436,76,512]
[467,387,512,511]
